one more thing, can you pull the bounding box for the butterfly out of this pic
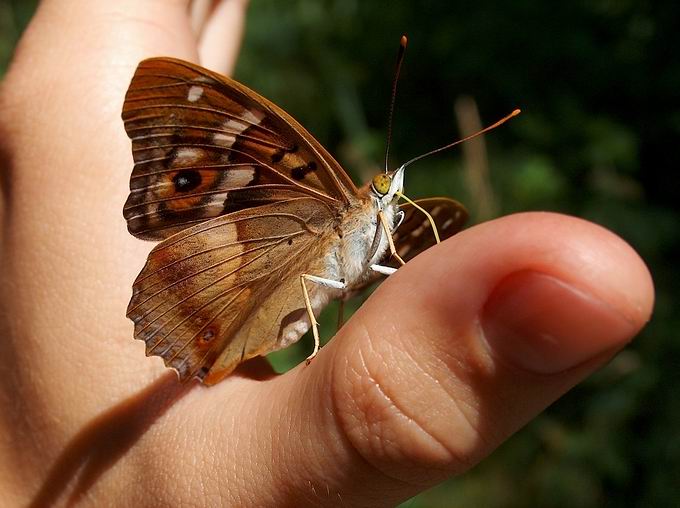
[122,57,469,385]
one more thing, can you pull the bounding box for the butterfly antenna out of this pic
[384,35,409,173]
[401,108,522,170]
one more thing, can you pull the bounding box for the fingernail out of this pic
[481,271,637,374]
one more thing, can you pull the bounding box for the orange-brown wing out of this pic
[127,197,334,383]
[347,197,468,293]
[122,57,357,240]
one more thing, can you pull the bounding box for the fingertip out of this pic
[481,270,642,374]
[412,212,654,332]
[507,212,655,331]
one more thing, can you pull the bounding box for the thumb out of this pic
[202,212,653,506]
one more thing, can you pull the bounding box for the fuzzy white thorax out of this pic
[336,167,404,286]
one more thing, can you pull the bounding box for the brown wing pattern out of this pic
[127,197,333,382]
[392,197,468,262]
[122,58,357,240]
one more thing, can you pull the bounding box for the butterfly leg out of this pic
[370,264,398,276]
[378,210,405,266]
[397,192,441,244]
[300,274,347,364]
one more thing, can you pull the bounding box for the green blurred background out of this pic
[2,1,678,506]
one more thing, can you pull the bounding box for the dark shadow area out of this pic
[231,355,279,381]
[29,372,194,508]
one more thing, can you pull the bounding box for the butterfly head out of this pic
[370,166,405,207]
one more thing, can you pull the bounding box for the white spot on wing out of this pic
[411,223,427,238]
[442,218,454,229]
[213,110,265,148]
[175,148,204,165]
[213,132,236,147]
[223,118,249,133]
[221,110,266,134]
[203,195,231,214]
[187,85,203,102]
[278,319,310,349]
[225,166,256,187]
[242,109,265,125]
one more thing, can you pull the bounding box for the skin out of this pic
[0,1,654,506]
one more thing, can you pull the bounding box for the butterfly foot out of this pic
[305,348,318,365]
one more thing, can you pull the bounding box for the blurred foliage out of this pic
[2,0,679,506]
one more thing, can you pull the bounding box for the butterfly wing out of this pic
[122,57,358,240]
[127,197,335,383]
[347,197,468,294]
[392,197,468,262]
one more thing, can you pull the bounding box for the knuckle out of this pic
[330,322,485,484]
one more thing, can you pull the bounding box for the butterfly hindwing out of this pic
[127,197,334,382]
[392,197,468,262]
[122,57,358,240]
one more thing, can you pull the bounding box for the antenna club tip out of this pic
[400,35,408,47]
[511,108,521,116]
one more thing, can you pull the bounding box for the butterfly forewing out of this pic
[122,57,357,240]
[127,197,334,382]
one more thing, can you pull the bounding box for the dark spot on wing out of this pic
[291,161,317,181]
[173,170,202,192]
[198,329,215,346]
[223,189,274,214]
[271,144,300,163]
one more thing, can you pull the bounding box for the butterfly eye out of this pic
[371,173,392,196]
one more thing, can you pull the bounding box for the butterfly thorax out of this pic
[326,167,405,288]
[334,191,398,287]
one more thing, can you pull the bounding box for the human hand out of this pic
[0,1,653,506]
